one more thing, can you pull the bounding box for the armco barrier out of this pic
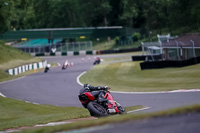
[140,56,200,70]
[5,60,47,75]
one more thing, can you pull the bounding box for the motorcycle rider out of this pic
[81,84,110,102]
[44,64,50,73]
[93,57,101,65]
[62,60,68,69]
[79,84,125,113]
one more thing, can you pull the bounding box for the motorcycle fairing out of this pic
[84,92,95,101]
[79,91,100,104]
[104,92,119,113]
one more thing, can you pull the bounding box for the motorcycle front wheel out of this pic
[87,102,108,117]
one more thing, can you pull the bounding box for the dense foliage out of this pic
[1,0,200,35]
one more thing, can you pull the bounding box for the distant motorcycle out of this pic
[62,60,69,69]
[93,57,101,65]
[44,64,51,73]
[78,88,125,117]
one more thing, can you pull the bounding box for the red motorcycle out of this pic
[78,89,125,117]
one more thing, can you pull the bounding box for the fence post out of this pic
[141,42,144,55]
[175,40,180,60]
[190,40,196,58]
[66,42,68,52]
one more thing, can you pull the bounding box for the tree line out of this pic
[1,0,200,35]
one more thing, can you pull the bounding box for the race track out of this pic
[0,55,200,113]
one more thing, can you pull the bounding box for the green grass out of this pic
[0,62,58,82]
[0,43,43,82]
[0,43,33,64]
[0,96,90,131]
[0,96,143,131]
[93,39,141,51]
[0,67,42,82]
[93,40,116,51]
[80,58,200,92]
[20,104,200,133]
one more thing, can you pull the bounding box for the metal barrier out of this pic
[140,56,200,70]
[0,27,133,40]
[13,41,93,54]
[56,41,93,52]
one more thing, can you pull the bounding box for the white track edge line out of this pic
[127,107,151,113]
[0,92,6,98]
[25,101,40,105]
[77,71,86,86]
[111,89,200,94]
[77,71,200,94]
[0,76,26,85]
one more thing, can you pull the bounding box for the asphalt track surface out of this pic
[1,55,200,133]
[0,55,200,112]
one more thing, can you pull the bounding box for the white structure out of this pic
[141,34,176,56]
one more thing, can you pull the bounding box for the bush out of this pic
[132,32,141,41]
[115,36,120,44]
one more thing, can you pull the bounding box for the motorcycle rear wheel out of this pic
[87,102,108,117]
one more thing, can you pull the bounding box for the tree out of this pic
[80,0,111,26]
[1,0,200,35]
[32,0,51,28]
[0,0,16,34]
[191,0,200,31]
[120,0,139,27]
[48,0,82,27]
[108,0,123,26]
[100,0,112,26]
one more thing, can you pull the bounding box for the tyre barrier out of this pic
[140,56,200,70]
[33,47,141,56]
[5,60,47,75]
[132,54,162,61]
[34,50,97,56]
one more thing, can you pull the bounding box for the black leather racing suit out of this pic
[79,84,109,103]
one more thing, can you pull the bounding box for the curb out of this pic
[5,60,47,76]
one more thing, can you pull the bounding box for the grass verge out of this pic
[0,43,33,64]
[0,96,143,131]
[0,96,90,131]
[80,57,200,92]
[0,62,58,82]
[0,43,45,82]
[20,104,200,133]
[0,58,43,82]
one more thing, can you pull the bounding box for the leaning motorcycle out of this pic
[44,64,51,73]
[78,89,126,117]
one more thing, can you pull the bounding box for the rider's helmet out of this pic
[104,86,111,90]
[83,84,89,88]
